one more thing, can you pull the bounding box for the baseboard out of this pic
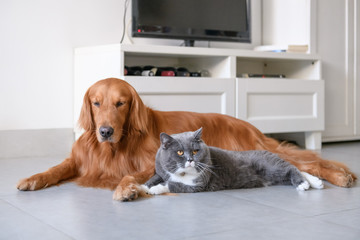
[322,135,360,143]
[0,128,74,159]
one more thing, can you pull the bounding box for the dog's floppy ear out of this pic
[127,86,149,135]
[78,90,94,131]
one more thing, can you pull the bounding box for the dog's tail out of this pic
[259,135,356,187]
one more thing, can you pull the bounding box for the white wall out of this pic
[0,0,124,130]
[262,0,310,46]
[0,0,263,131]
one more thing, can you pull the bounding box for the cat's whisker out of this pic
[198,163,212,172]
[206,159,222,168]
[197,162,218,178]
[196,165,211,182]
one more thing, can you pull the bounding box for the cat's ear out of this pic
[160,132,175,149]
[194,127,203,141]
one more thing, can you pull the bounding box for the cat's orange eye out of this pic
[177,150,184,156]
[192,150,198,155]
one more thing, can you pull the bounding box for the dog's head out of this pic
[79,78,148,143]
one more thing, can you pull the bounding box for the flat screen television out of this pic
[132,0,251,46]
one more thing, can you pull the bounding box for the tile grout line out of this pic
[310,207,360,231]
[1,198,76,240]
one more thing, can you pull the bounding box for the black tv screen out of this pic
[132,0,251,46]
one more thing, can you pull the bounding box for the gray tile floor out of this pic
[1,141,359,240]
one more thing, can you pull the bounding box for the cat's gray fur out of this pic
[144,128,309,193]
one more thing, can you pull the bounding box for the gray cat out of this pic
[142,128,323,194]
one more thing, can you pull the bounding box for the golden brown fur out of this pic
[17,78,356,201]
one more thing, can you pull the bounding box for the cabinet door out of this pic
[125,77,236,117]
[237,78,324,133]
[356,1,360,137]
[318,0,356,141]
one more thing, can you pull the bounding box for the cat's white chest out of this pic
[168,167,200,186]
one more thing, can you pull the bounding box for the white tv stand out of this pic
[74,44,324,149]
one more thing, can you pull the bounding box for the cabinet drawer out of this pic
[125,77,236,117]
[237,78,324,133]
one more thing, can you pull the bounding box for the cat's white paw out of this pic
[296,180,310,191]
[301,172,324,189]
[140,184,150,193]
[148,184,170,195]
[308,177,324,189]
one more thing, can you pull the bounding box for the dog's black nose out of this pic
[99,126,114,138]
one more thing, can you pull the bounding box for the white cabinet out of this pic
[316,0,360,142]
[74,44,324,149]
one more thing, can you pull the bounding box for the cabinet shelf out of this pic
[121,44,320,80]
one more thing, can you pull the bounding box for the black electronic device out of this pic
[176,67,190,77]
[142,65,154,71]
[156,67,176,76]
[127,66,142,76]
[190,72,201,77]
[240,73,286,78]
[132,0,251,46]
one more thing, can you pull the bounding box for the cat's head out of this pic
[157,127,211,174]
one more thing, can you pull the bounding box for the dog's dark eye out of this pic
[93,102,100,107]
[116,101,125,107]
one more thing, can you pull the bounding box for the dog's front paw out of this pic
[113,183,140,201]
[17,173,50,191]
[113,175,142,202]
